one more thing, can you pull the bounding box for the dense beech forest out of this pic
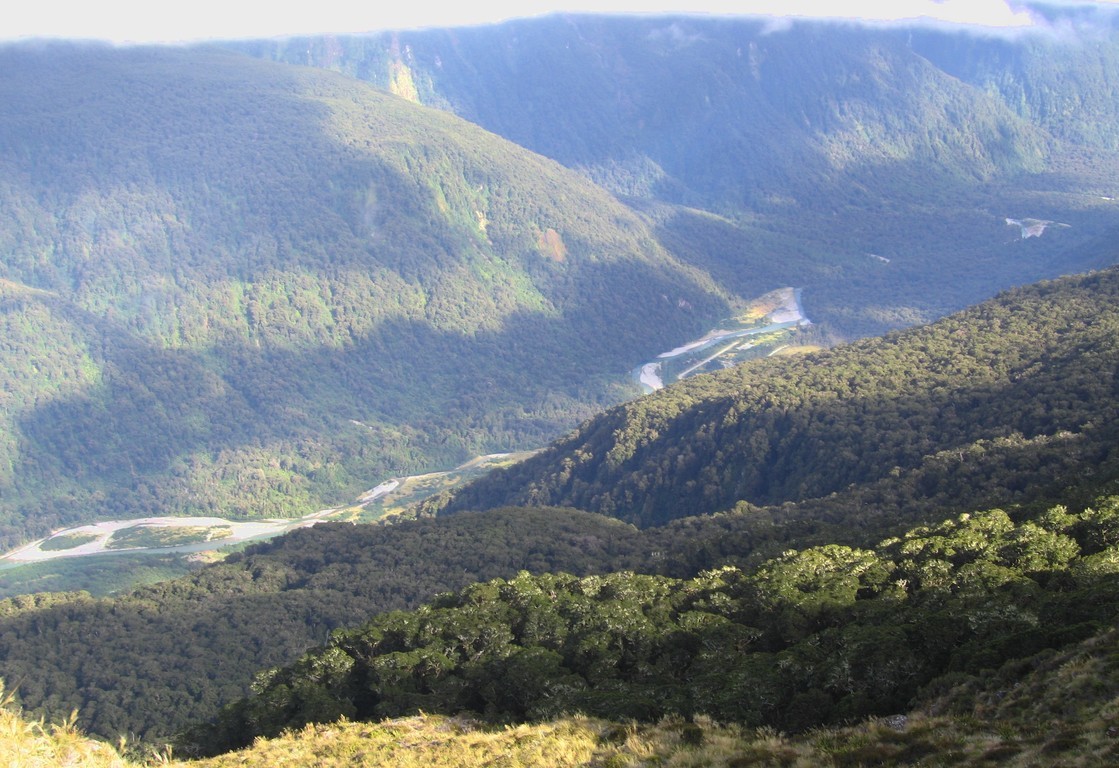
[194,497,1119,755]
[0,508,649,740]
[8,619,1119,768]
[1,267,1117,747]
[431,268,1119,526]
[4,12,1119,766]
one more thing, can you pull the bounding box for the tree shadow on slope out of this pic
[436,271,1119,528]
[651,178,1119,341]
[0,43,736,545]
[8,253,728,547]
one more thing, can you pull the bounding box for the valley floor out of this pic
[0,511,334,564]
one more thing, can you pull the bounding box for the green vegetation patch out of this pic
[0,43,730,552]
[107,526,233,551]
[0,554,199,599]
[438,268,1119,529]
[196,499,1119,755]
[349,452,540,523]
[38,532,99,552]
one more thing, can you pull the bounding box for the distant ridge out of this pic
[235,15,1119,337]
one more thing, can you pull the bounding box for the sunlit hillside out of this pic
[0,43,727,548]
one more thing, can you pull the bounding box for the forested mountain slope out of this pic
[0,43,726,547]
[198,495,1119,756]
[237,13,1119,337]
[10,617,1119,768]
[3,267,1118,746]
[7,18,1119,548]
[432,267,1119,526]
[0,508,650,741]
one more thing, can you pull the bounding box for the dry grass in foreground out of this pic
[4,678,1119,767]
[0,682,128,768]
[180,710,1119,768]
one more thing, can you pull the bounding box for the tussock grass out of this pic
[0,682,130,767]
[4,675,1119,766]
[185,714,602,767]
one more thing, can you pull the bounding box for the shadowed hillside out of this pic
[237,14,1119,336]
[2,267,1118,746]
[431,267,1119,527]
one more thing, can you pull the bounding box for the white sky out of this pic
[1,1,1115,44]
